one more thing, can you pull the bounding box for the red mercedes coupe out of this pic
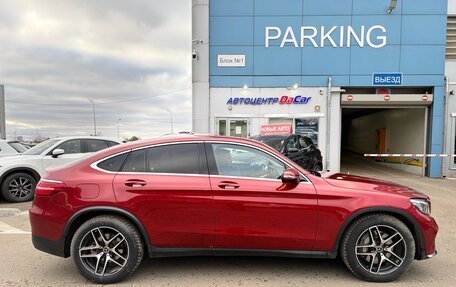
[30,135,438,284]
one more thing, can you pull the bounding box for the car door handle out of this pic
[218,181,239,190]
[124,180,147,187]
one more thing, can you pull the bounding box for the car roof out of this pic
[84,134,280,161]
[47,136,121,142]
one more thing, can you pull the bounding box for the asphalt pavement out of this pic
[0,155,455,286]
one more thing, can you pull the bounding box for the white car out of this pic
[0,140,28,157]
[0,136,120,202]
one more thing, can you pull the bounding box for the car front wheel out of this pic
[1,172,36,202]
[71,215,144,284]
[340,214,415,282]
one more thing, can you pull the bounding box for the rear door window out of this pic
[147,144,201,174]
[121,150,146,173]
[86,139,109,153]
[97,153,129,172]
[56,140,82,154]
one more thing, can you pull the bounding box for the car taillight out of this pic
[35,179,66,196]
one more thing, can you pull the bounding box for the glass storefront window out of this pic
[218,120,227,136]
[295,118,319,145]
[230,120,248,138]
[216,118,249,138]
[269,118,293,125]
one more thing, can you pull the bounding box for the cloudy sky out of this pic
[0,0,192,141]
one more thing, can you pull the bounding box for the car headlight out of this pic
[410,198,431,215]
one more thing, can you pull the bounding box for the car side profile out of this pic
[0,136,120,202]
[30,135,438,284]
[0,140,28,157]
[251,134,323,171]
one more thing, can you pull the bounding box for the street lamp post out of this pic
[167,109,174,134]
[89,99,97,136]
[117,118,121,139]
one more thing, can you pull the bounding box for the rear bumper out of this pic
[32,234,67,258]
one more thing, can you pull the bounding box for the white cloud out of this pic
[0,0,192,140]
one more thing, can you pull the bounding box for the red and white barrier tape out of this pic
[364,154,456,157]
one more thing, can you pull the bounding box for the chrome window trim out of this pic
[90,150,132,174]
[131,141,204,152]
[209,175,282,182]
[90,140,312,184]
[114,172,209,178]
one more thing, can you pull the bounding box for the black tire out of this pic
[1,172,37,202]
[71,215,144,284]
[340,214,415,282]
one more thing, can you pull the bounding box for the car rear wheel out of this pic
[340,214,415,282]
[71,215,144,284]
[1,172,36,202]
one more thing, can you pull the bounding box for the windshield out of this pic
[8,142,28,153]
[23,139,60,155]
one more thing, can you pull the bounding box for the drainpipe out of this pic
[443,76,450,177]
[326,76,332,171]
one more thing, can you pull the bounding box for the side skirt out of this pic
[148,246,335,259]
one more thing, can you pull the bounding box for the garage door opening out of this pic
[340,107,428,176]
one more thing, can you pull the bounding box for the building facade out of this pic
[192,0,448,177]
[444,1,456,178]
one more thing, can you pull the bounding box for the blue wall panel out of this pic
[301,76,349,86]
[402,15,447,45]
[400,45,446,74]
[302,0,352,15]
[210,0,254,16]
[254,46,301,75]
[352,0,402,15]
[210,17,253,46]
[253,76,301,87]
[302,46,350,75]
[254,0,302,16]
[402,0,447,15]
[351,46,400,74]
[210,76,253,87]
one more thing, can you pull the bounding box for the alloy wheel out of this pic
[8,177,33,198]
[78,226,129,277]
[355,225,407,275]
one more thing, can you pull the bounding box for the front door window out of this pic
[211,143,285,179]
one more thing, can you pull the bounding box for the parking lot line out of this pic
[0,221,30,234]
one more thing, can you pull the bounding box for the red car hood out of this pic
[322,173,428,198]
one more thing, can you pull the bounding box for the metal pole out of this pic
[89,99,97,136]
[326,76,332,172]
[117,118,121,139]
[167,109,174,134]
[0,85,5,139]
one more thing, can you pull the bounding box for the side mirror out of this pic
[52,148,65,158]
[287,147,299,153]
[281,168,300,184]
